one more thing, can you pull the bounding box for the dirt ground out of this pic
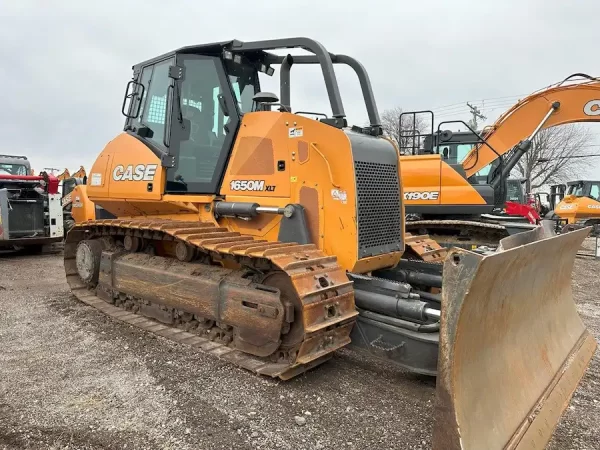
[0,241,598,450]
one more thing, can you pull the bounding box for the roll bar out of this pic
[230,37,382,132]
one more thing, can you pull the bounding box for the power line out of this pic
[538,154,600,162]
[431,94,525,112]
[433,100,517,116]
[434,100,521,118]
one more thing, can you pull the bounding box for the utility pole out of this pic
[467,102,487,130]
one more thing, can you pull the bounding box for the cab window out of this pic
[0,163,28,175]
[139,59,173,148]
[456,144,472,163]
[590,183,600,201]
[568,183,585,197]
[165,55,258,193]
[174,57,227,185]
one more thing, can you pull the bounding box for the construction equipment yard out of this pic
[0,240,598,449]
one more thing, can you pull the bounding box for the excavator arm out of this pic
[71,166,87,179]
[56,168,71,181]
[462,74,600,178]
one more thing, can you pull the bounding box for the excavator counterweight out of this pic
[62,37,596,449]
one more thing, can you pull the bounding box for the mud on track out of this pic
[0,242,598,449]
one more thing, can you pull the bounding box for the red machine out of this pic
[505,200,541,225]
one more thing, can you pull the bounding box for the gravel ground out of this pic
[0,240,598,450]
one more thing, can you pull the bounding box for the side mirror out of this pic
[442,147,449,159]
[121,80,145,118]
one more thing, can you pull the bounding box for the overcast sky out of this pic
[2,0,600,178]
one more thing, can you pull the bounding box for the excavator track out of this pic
[64,218,357,380]
[404,233,447,263]
[406,219,510,248]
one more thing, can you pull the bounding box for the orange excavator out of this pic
[62,37,595,449]
[398,73,600,246]
[545,180,600,234]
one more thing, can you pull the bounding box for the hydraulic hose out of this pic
[359,309,440,333]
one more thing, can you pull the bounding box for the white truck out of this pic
[0,155,63,252]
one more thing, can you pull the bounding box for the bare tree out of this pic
[514,124,597,193]
[380,107,430,154]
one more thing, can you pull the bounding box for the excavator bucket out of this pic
[433,224,597,449]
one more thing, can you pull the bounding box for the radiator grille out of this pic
[355,161,403,257]
[8,200,45,238]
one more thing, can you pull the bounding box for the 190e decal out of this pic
[404,191,439,201]
[230,180,276,192]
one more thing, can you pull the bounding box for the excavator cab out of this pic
[64,38,596,449]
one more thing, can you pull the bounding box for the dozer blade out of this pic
[433,224,597,450]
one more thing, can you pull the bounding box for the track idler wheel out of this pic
[123,235,144,252]
[75,239,103,284]
[175,241,196,262]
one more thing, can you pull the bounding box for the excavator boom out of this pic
[462,74,600,178]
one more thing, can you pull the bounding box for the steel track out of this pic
[64,218,357,380]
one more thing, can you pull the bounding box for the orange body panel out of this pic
[70,185,97,223]
[555,195,600,224]
[221,112,403,272]
[399,155,486,207]
[81,112,403,273]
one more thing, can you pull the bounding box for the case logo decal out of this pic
[584,100,600,116]
[112,164,158,181]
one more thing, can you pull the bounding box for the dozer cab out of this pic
[64,37,596,449]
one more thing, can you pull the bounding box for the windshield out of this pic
[0,163,28,175]
[224,60,259,114]
[568,183,585,197]
[435,143,473,164]
[506,180,524,203]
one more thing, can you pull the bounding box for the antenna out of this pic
[466,102,487,130]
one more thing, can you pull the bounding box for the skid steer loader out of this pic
[64,37,596,449]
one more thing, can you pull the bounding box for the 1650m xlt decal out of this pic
[230,180,276,192]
